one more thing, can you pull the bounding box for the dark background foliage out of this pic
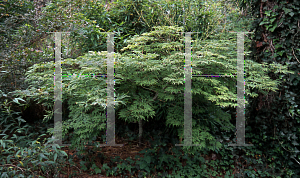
[237,0,300,176]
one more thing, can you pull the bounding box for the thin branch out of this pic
[63,162,81,172]
[0,164,25,172]
[153,91,159,101]
[278,139,300,166]
[291,157,300,165]
[277,12,284,28]
[278,138,300,153]
[139,85,167,101]
[292,48,300,64]
[132,3,151,28]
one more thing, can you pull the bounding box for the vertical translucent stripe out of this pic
[184,32,192,146]
[54,32,62,145]
[99,32,123,147]
[106,32,115,145]
[236,32,245,146]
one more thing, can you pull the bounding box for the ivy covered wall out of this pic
[241,0,300,176]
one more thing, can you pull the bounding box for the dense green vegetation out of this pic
[1,0,300,177]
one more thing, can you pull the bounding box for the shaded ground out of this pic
[15,118,258,177]
[55,131,237,178]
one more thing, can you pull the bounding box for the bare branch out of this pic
[139,85,167,101]
[292,48,300,64]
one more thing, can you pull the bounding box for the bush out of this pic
[14,25,293,157]
[0,90,68,177]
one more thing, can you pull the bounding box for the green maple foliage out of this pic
[14,25,294,154]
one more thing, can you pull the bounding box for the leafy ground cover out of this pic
[0,89,287,178]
